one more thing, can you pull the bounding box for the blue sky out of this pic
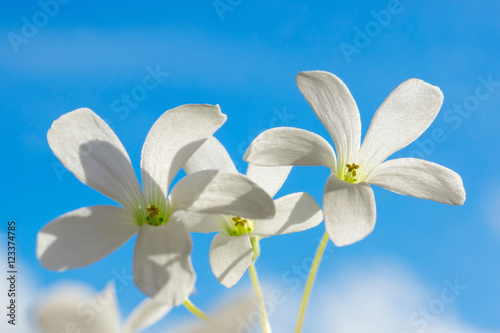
[1,0,499,332]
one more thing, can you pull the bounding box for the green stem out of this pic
[248,262,272,333]
[183,298,211,323]
[294,231,329,333]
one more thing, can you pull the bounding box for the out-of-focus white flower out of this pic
[173,297,256,333]
[36,283,122,333]
[245,71,466,246]
[36,283,171,333]
[182,137,323,287]
[37,106,275,306]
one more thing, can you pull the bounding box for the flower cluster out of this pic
[36,71,465,332]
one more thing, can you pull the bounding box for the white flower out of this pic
[37,106,276,306]
[244,71,466,246]
[123,297,172,333]
[181,136,323,287]
[36,282,171,333]
[36,283,123,333]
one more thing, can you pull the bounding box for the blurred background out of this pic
[1,0,499,332]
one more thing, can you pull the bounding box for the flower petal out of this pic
[36,283,121,333]
[246,164,292,197]
[323,176,376,246]
[174,211,227,233]
[296,71,361,164]
[184,136,237,174]
[169,170,275,220]
[253,193,323,236]
[358,79,444,175]
[174,297,255,333]
[244,127,336,169]
[123,298,172,333]
[207,298,255,333]
[37,206,139,271]
[209,233,253,288]
[366,158,466,205]
[141,104,227,205]
[133,219,195,306]
[47,108,144,212]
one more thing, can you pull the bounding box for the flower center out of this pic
[144,204,167,226]
[227,216,255,236]
[343,163,360,183]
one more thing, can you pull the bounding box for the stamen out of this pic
[344,163,360,183]
[143,204,168,226]
[229,216,254,236]
[346,163,359,173]
[146,205,160,218]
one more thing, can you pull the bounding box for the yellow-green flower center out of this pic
[134,204,169,227]
[343,163,360,183]
[227,216,255,236]
[145,204,165,226]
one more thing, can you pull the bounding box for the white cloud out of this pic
[262,261,496,333]
[1,26,283,88]
[485,182,500,238]
[2,249,495,333]
[142,260,496,333]
[0,243,38,332]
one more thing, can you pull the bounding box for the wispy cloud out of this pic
[0,247,38,332]
[484,181,500,239]
[1,26,285,88]
[262,261,495,333]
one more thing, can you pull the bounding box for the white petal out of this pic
[253,192,323,236]
[208,298,255,332]
[133,219,195,306]
[244,127,336,169]
[174,211,227,233]
[246,164,292,197]
[47,108,144,212]
[209,233,253,288]
[174,297,255,333]
[37,206,139,271]
[141,104,226,205]
[366,158,466,205]
[36,283,121,333]
[323,176,376,246]
[184,136,237,174]
[296,71,361,164]
[169,170,275,220]
[358,79,444,175]
[123,298,172,333]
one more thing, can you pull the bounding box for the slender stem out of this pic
[248,262,272,333]
[183,298,211,323]
[294,231,329,333]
